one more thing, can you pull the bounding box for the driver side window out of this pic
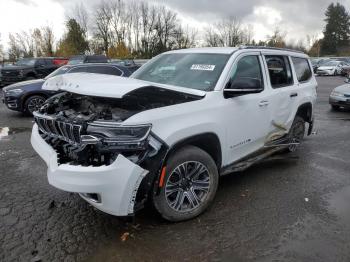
[228,55,264,89]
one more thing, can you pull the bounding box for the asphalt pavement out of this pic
[0,76,350,262]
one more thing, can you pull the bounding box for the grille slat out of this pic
[34,115,82,144]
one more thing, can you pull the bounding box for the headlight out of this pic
[84,122,152,150]
[5,89,24,95]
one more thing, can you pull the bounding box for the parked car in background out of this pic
[2,63,131,115]
[68,55,108,65]
[53,57,69,67]
[316,60,350,76]
[311,58,331,73]
[329,77,350,110]
[0,57,59,86]
[110,59,142,73]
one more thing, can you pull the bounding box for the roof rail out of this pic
[238,45,305,54]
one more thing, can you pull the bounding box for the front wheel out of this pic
[153,146,219,222]
[24,95,46,115]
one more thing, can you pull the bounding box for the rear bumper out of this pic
[31,124,149,216]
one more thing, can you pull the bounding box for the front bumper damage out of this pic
[31,124,151,216]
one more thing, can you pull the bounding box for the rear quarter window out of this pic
[292,57,312,82]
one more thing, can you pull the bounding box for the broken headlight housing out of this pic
[83,121,152,150]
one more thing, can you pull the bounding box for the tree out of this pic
[204,17,253,47]
[266,28,286,48]
[108,42,130,58]
[41,26,55,56]
[321,3,350,55]
[8,34,21,61]
[174,25,197,49]
[56,18,89,57]
[94,1,113,55]
[69,3,89,38]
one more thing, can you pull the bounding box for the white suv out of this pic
[31,47,317,221]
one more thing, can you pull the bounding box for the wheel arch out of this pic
[295,102,313,123]
[22,92,49,110]
[165,132,222,170]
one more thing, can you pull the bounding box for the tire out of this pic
[24,95,46,115]
[331,105,340,111]
[153,146,219,222]
[285,116,305,153]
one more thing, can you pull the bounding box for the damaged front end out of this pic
[33,88,203,213]
[34,91,169,167]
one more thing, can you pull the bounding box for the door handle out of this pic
[259,100,269,107]
[290,93,298,98]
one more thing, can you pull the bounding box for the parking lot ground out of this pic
[0,76,350,262]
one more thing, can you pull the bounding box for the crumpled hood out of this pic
[334,84,350,94]
[42,73,206,98]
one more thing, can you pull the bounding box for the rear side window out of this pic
[88,66,122,76]
[265,55,293,88]
[292,57,312,82]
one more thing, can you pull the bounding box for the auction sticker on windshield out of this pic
[190,64,216,71]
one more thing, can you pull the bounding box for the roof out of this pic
[166,47,239,54]
[165,46,307,56]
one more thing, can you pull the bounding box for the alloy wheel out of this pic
[165,161,210,212]
[27,97,45,113]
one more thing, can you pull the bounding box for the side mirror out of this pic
[224,77,263,98]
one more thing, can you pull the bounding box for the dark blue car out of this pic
[2,63,131,115]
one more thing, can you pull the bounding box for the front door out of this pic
[224,53,273,164]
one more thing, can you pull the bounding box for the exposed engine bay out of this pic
[34,87,201,167]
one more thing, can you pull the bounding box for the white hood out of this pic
[42,73,206,98]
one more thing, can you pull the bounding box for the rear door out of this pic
[262,54,299,139]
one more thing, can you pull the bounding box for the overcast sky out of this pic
[1,0,350,50]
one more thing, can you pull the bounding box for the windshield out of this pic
[45,66,70,79]
[323,61,340,66]
[132,53,230,91]
[15,58,36,66]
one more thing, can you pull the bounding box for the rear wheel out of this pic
[286,116,305,153]
[24,95,46,115]
[153,146,219,222]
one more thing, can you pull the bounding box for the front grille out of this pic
[34,114,82,144]
[344,94,350,98]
